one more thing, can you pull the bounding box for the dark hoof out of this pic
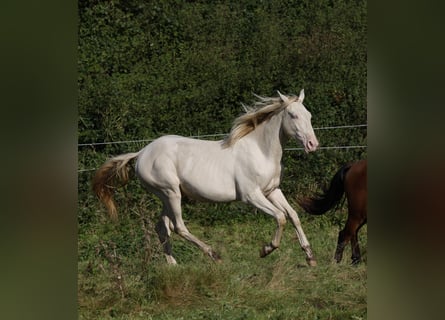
[259,243,274,258]
[209,251,222,262]
[306,258,317,267]
[259,247,267,258]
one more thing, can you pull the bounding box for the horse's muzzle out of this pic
[305,137,319,153]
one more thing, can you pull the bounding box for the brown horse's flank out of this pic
[298,160,367,264]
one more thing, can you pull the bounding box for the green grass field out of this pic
[78,196,367,320]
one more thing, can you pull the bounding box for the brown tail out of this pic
[92,152,140,221]
[298,162,353,215]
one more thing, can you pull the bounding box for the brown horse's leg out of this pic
[350,233,361,264]
[334,216,360,263]
[351,220,366,264]
[334,229,348,263]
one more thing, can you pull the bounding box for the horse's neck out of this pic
[250,113,285,160]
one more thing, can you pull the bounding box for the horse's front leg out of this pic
[245,189,286,257]
[267,189,317,267]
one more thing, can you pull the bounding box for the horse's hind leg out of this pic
[335,216,360,263]
[350,220,366,265]
[350,232,361,265]
[155,213,177,265]
[165,191,221,262]
[334,229,348,263]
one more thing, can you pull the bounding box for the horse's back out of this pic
[135,135,237,201]
[136,135,219,174]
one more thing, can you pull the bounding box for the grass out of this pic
[78,199,367,320]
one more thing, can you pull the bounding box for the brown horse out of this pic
[298,160,367,264]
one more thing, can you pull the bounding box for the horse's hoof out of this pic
[259,248,267,258]
[259,244,274,258]
[209,250,222,262]
[306,258,317,267]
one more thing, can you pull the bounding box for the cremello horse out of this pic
[93,90,319,266]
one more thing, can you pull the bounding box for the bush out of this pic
[78,1,367,316]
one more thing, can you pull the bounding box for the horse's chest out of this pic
[255,162,282,192]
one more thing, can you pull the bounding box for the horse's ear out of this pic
[277,91,289,104]
[298,89,305,103]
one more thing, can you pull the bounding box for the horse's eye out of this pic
[289,112,298,119]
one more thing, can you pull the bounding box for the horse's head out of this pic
[279,89,319,153]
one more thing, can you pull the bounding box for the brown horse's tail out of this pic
[298,162,353,215]
[92,152,140,221]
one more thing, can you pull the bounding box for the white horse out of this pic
[93,90,319,266]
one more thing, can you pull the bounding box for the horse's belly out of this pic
[179,177,236,202]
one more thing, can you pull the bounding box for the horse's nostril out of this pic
[307,139,318,151]
[307,140,315,150]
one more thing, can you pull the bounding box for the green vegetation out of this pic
[79,199,367,319]
[78,0,366,319]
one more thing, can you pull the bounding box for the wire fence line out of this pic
[78,123,367,173]
[285,145,367,151]
[78,124,367,148]
[78,145,367,173]
[78,144,367,173]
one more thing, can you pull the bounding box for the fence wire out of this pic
[78,124,367,173]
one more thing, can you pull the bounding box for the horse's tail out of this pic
[92,152,141,221]
[298,162,353,215]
